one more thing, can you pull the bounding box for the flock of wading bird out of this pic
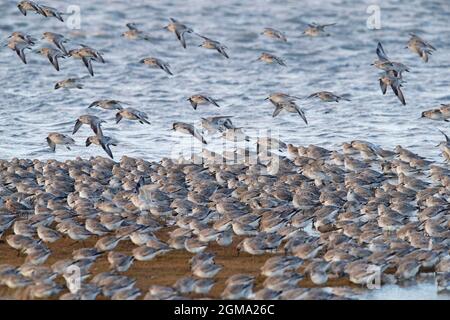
[0,0,449,300]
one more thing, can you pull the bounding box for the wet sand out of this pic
[0,226,357,300]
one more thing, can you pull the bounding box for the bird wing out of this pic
[55,41,68,55]
[175,30,187,48]
[439,130,450,143]
[376,42,389,61]
[217,46,229,59]
[379,79,387,95]
[46,137,56,152]
[126,23,138,31]
[100,142,114,159]
[207,97,220,108]
[188,98,198,110]
[274,56,286,66]
[48,54,60,71]
[16,48,28,64]
[162,64,173,75]
[296,107,308,125]
[191,127,207,144]
[88,101,100,108]
[392,85,406,106]
[91,122,103,136]
[272,105,283,117]
[73,119,82,135]
[82,57,94,76]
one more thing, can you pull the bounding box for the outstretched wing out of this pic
[379,79,387,95]
[90,122,103,136]
[376,42,389,61]
[48,55,60,71]
[439,130,450,143]
[217,47,229,59]
[126,23,138,31]
[392,86,406,105]
[16,48,27,64]
[73,119,82,135]
[100,142,114,159]
[176,30,187,48]
[207,97,220,108]
[46,137,55,152]
[82,57,94,76]
[296,107,308,125]
[272,105,283,117]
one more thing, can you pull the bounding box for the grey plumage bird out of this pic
[73,115,105,136]
[163,17,194,48]
[140,57,173,75]
[86,135,118,159]
[173,122,207,144]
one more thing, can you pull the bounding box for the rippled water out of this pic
[1,0,450,162]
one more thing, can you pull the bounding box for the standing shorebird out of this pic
[406,34,436,62]
[163,18,194,49]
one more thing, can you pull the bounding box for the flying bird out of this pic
[163,18,194,49]
[173,122,207,144]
